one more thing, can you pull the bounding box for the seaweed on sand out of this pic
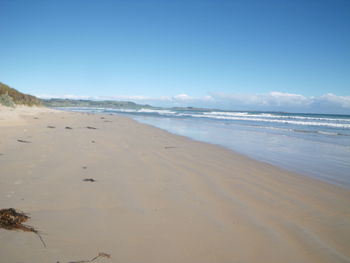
[0,208,46,247]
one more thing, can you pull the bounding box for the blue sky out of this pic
[0,0,349,113]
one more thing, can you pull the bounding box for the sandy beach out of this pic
[0,107,349,263]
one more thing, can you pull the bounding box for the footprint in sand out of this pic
[5,191,15,198]
[14,180,23,185]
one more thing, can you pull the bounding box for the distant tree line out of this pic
[42,98,153,109]
[0,82,41,107]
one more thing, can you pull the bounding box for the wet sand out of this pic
[0,107,349,263]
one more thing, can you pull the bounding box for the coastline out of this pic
[62,107,350,189]
[0,107,349,262]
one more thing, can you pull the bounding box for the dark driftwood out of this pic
[83,178,96,182]
[0,208,46,247]
[65,126,73,129]
[17,139,31,143]
[67,252,111,263]
[86,126,97,130]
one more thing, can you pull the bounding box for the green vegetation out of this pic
[42,98,153,109]
[0,93,15,107]
[0,82,41,106]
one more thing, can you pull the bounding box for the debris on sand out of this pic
[65,252,111,263]
[164,146,176,149]
[82,166,87,169]
[47,126,56,128]
[86,126,97,130]
[65,126,73,130]
[0,208,46,247]
[17,139,31,143]
[83,178,96,182]
[91,140,95,143]
[0,208,29,228]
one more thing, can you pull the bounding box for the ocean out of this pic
[62,107,350,188]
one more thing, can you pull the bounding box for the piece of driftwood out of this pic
[0,208,46,247]
[164,146,176,149]
[66,252,111,263]
[17,139,31,143]
[86,126,97,130]
[83,178,96,182]
[65,126,73,129]
[47,126,56,128]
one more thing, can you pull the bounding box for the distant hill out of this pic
[43,98,216,112]
[0,82,41,106]
[42,98,154,109]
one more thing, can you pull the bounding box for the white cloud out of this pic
[37,94,91,99]
[173,94,192,101]
[100,95,150,101]
[316,93,350,108]
[268,92,310,106]
[208,91,311,107]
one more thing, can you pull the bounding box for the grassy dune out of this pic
[0,82,41,107]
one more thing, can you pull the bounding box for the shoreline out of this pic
[127,115,350,190]
[1,107,349,262]
[60,106,350,189]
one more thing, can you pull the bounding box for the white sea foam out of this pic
[115,109,138,113]
[204,111,350,122]
[204,111,250,117]
[190,114,350,129]
[317,131,341,136]
[138,108,176,114]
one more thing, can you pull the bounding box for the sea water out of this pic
[64,107,350,188]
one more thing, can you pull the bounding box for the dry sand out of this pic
[0,107,349,263]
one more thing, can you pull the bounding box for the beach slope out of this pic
[0,108,349,263]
